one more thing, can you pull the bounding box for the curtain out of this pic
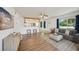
[44,21,46,28]
[75,15,79,33]
[57,18,59,28]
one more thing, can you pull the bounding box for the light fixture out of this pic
[40,12,48,20]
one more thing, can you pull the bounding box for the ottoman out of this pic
[50,34,63,41]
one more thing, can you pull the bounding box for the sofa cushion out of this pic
[65,30,70,35]
[59,29,66,33]
[63,34,73,40]
[57,32,64,35]
[69,30,77,36]
[73,34,79,43]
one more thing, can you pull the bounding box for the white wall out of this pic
[46,18,57,32]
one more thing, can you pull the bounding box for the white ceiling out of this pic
[14,7,79,18]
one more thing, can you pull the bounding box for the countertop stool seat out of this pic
[27,29,31,34]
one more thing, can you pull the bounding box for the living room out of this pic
[0,7,79,51]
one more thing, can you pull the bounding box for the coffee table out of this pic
[49,34,63,41]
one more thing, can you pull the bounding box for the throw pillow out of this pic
[65,30,70,35]
[55,28,59,33]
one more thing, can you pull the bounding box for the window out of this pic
[44,21,46,28]
[40,21,42,28]
[59,18,75,29]
[40,21,46,28]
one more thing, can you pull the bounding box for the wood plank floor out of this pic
[18,34,58,51]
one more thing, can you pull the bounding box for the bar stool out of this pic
[33,29,37,34]
[27,29,31,34]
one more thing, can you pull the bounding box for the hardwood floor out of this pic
[18,34,58,51]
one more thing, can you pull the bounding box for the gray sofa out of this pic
[73,34,79,43]
[57,29,66,35]
[57,29,79,43]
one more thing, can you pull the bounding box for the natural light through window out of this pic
[59,18,75,29]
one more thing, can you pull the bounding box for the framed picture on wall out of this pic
[0,7,14,30]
